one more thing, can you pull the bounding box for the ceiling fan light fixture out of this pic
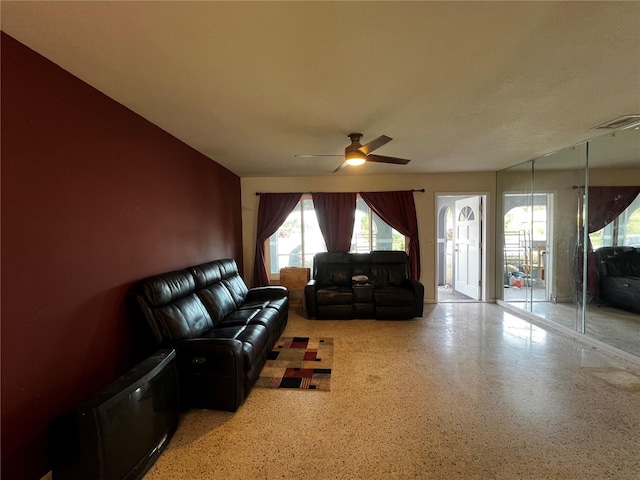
[345,151,366,166]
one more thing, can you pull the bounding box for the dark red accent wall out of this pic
[1,33,243,480]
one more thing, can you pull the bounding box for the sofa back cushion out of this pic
[595,247,640,277]
[370,251,409,287]
[197,283,237,326]
[350,253,371,279]
[135,270,214,341]
[139,270,195,306]
[218,259,249,307]
[190,261,223,289]
[154,295,215,340]
[191,259,249,318]
[609,250,640,277]
[313,252,352,287]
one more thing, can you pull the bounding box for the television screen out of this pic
[50,349,179,480]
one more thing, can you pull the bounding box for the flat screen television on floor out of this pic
[50,349,179,480]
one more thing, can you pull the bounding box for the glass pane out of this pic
[391,228,406,251]
[499,145,585,329]
[589,194,640,248]
[584,127,640,356]
[352,197,407,252]
[352,198,371,252]
[624,203,640,246]
[372,212,394,250]
[269,195,407,274]
[499,161,534,312]
[269,202,302,273]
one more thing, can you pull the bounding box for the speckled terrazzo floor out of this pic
[143,303,640,480]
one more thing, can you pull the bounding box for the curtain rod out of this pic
[255,188,425,196]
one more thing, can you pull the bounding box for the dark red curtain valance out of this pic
[253,193,302,287]
[311,192,356,252]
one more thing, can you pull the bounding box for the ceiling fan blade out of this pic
[359,135,392,155]
[332,161,349,173]
[294,154,343,158]
[366,154,411,165]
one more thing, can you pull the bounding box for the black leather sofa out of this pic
[131,259,288,411]
[594,246,640,313]
[304,251,424,319]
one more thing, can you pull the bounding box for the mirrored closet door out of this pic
[497,127,640,357]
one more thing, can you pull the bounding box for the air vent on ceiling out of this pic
[592,115,640,130]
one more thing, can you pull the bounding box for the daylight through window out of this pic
[589,193,640,249]
[267,195,406,275]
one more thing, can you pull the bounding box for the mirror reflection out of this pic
[497,127,639,358]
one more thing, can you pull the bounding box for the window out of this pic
[268,196,326,274]
[458,206,474,222]
[589,193,640,249]
[352,197,406,253]
[267,195,406,275]
[504,204,547,242]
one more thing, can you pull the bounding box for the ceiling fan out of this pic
[296,133,411,173]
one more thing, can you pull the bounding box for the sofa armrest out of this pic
[174,338,244,376]
[304,280,319,317]
[405,279,425,317]
[174,338,245,411]
[246,286,289,302]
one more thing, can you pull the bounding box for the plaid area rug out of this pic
[255,336,333,390]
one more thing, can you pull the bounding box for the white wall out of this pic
[241,172,497,303]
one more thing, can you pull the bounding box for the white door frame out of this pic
[436,193,488,302]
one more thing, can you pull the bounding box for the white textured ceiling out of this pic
[2,1,639,177]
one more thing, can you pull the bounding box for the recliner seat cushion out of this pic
[218,308,260,328]
[248,307,282,337]
[374,287,415,306]
[239,300,270,310]
[265,298,288,313]
[316,286,354,305]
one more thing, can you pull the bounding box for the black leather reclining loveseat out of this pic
[304,251,424,319]
[131,259,288,411]
[593,246,640,313]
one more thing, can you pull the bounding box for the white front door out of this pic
[454,196,482,300]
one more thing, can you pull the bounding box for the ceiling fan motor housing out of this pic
[347,133,364,145]
[345,133,367,164]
